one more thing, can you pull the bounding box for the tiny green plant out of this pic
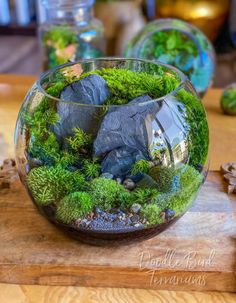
[131,159,151,175]
[82,159,101,179]
[67,127,92,151]
[131,188,160,205]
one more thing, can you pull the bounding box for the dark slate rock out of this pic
[53,74,110,141]
[94,95,161,158]
[101,146,145,177]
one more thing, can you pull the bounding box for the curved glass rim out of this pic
[37,57,188,108]
[41,0,95,9]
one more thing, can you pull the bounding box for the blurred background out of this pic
[0,0,235,87]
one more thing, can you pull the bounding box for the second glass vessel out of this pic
[39,0,105,70]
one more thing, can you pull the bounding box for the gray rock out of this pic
[130,214,140,224]
[53,74,110,142]
[131,203,141,214]
[94,95,161,177]
[100,172,114,179]
[94,95,161,158]
[101,146,145,177]
[123,178,136,190]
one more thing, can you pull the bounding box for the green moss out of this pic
[141,204,164,226]
[79,68,208,167]
[220,88,236,115]
[137,30,198,78]
[56,192,93,224]
[89,178,131,210]
[27,165,86,206]
[66,127,92,152]
[148,165,176,193]
[82,159,101,179]
[43,26,77,48]
[163,165,203,215]
[80,67,180,102]
[131,160,151,175]
[43,26,78,68]
[23,78,80,168]
[177,89,209,167]
[131,188,160,205]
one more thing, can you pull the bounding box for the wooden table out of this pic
[0,74,236,303]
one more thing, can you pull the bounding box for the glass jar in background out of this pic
[39,0,105,70]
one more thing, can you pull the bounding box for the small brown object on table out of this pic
[221,163,236,194]
[0,75,236,302]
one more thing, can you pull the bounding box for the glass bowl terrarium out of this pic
[15,58,209,245]
[125,18,215,96]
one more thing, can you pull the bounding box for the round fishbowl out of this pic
[15,58,209,245]
[125,18,215,96]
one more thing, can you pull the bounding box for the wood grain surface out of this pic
[0,284,236,303]
[0,75,235,302]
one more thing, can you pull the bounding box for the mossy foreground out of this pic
[23,66,207,229]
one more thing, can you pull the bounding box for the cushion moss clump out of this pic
[27,165,86,206]
[163,165,203,215]
[141,204,164,226]
[89,178,131,211]
[56,192,93,224]
[148,165,177,193]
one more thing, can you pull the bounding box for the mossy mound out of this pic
[148,165,177,193]
[56,192,93,224]
[89,178,131,211]
[141,204,164,226]
[27,165,86,206]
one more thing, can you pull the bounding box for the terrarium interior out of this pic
[125,19,215,96]
[15,59,209,242]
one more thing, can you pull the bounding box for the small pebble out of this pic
[28,157,43,168]
[101,172,114,179]
[116,177,122,184]
[130,214,139,224]
[123,178,136,190]
[79,219,91,228]
[165,209,175,221]
[131,203,141,214]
